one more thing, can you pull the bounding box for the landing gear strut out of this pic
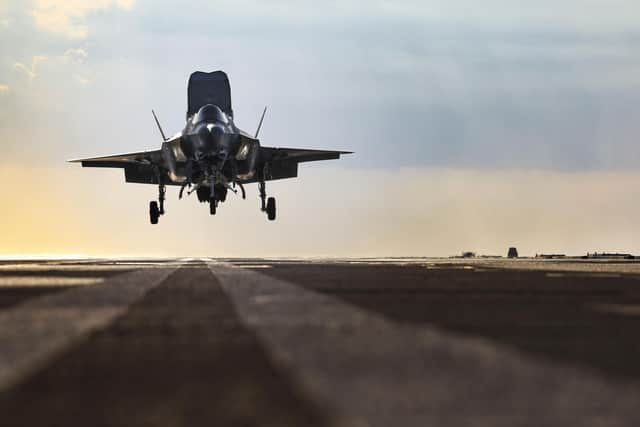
[209,174,217,215]
[259,181,267,212]
[158,183,166,215]
[259,181,276,221]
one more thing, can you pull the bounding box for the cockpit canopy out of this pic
[192,104,228,125]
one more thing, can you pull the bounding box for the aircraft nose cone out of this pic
[191,123,227,160]
[197,123,221,143]
[207,124,224,143]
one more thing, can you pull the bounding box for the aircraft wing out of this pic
[256,147,352,182]
[261,147,352,163]
[68,150,163,168]
[68,150,172,185]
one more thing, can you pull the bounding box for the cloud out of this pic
[31,0,134,38]
[0,165,638,257]
[4,0,640,173]
[129,0,640,33]
[11,49,92,87]
[63,48,88,64]
[14,55,47,80]
[73,74,93,86]
[0,85,9,94]
[2,0,640,257]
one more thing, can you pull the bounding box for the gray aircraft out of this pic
[70,71,351,224]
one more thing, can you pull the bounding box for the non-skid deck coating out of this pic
[1,258,640,426]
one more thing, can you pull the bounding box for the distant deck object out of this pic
[584,253,636,260]
[536,254,567,259]
[507,247,518,258]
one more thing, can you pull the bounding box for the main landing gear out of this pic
[149,183,166,224]
[148,175,276,223]
[259,181,276,221]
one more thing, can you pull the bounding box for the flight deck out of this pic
[1,258,639,426]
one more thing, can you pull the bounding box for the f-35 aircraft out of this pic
[70,71,351,224]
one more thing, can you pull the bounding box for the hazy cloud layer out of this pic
[31,0,133,38]
[0,1,639,255]
[13,55,47,79]
[1,0,640,170]
[1,166,638,257]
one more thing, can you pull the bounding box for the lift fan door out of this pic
[187,71,233,119]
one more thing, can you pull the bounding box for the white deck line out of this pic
[210,263,640,427]
[0,266,176,392]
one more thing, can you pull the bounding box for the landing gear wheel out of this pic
[209,200,217,215]
[216,185,228,202]
[266,197,276,221]
[149,201,160,224]
[197,187,209,203]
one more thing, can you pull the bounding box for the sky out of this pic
[0,0,639,257]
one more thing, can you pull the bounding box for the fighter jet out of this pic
[70,71,351,224]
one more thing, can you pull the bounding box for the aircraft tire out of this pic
[197,187,209,203]
[266,197,276,221]
[216,185,228,202]
[209,200,217,215]
[149,201,159,224]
